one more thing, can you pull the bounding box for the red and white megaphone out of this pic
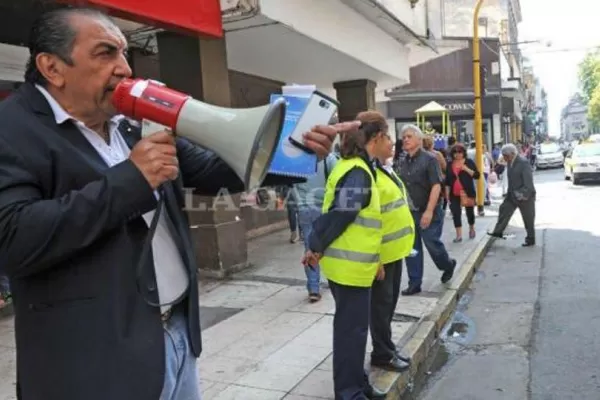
[112,78,286,189]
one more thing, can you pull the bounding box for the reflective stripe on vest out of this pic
[320,157,382,287]
[355,216,382,229]
[376,168,416,264]
[382,226,413,244]
[381,198,406,213]
[323,248,380,264]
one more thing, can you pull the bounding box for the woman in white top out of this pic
[496,154,509,196]
[482,144,493,205]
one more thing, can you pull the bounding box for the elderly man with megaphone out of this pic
[0,7,360,400]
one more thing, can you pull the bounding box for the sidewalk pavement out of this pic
[0,188,503,400]
[196,200,499,399]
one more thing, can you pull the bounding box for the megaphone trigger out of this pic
[141,119,171,138]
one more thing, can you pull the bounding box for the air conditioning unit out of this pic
[221,0,258,13]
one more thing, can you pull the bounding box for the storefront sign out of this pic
[443,102,475,112]
[60,0,223,37]
[385,97,514,119]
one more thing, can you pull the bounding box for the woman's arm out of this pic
[436,151,447,172]
[308,167,372,254]
[466,159,481,180]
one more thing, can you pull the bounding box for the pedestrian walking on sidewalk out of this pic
[396,124,456,296]
[445,143,480,243]
[277,184,302,243]
[442,136,457,213]
[294,152,339,302]
[482,144,494,206]
[303,123,388,400]
[0,7,342,400]
[357,111,414,373]
[488,144,537,247]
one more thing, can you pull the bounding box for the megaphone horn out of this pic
[112,78,286,189]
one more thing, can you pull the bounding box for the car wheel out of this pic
[573,174,581,185]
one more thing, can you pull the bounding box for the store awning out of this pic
[57,0,223,37]
[415,101,447,114]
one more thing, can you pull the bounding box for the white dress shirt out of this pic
[36,85,189,314]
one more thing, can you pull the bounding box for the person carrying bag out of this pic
[445,143,480,242]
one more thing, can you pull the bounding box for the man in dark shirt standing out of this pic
[397,124,456,295]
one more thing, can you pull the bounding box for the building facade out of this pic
[521,63,548,141]
[0,0,454,275]
[378,37,522,148]
[561,93,589,142]
[379,0,524,146]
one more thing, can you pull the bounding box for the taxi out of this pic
[564,142,600,185]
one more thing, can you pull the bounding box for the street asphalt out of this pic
[416,167,600,400]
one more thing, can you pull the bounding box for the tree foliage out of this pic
[578,51,600,124]
[588,86,600,123]
[578,51,600,102]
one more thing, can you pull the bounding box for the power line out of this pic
[480,40,600,56]
[524,45,600,55]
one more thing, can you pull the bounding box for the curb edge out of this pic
[376,232,495,399]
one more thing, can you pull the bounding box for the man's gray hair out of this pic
[399,123,424,139]
[501,143,518,157]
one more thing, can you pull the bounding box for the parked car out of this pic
[564,142,600,185]
[536,142,564,169]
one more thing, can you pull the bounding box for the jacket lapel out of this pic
[118,118,140,148]
[59,123,109,171]
[20,83,108,173]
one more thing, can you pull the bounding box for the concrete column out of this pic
[333,79,377,122]
[128,48,160,80]
[152,31,247,277]
[156,32,231,107]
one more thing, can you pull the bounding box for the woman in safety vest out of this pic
[356,111,415,373]
[302,122,388,400]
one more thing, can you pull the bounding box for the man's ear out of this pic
[35,53,67,88]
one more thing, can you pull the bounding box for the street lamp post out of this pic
[472,0,486,215]
[503,115,511,142]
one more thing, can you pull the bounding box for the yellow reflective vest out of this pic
[375,167,415,264]
[320,157,382,287]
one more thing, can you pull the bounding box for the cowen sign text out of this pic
[443,102,475,112]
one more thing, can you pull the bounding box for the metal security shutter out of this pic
[0,43,27,83]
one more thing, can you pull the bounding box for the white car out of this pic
[536,143,564,169]
[564,143,600,185]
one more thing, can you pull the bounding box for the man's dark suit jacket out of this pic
[507,155,536,202]
[0,83,292,400]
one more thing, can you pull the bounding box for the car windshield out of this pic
[573,144,600,158]
[539,143,561,154]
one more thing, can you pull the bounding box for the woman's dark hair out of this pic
[447,136,457,146]
[339,122,381,159]
[339,110,387,159]
[450,143,467,158]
